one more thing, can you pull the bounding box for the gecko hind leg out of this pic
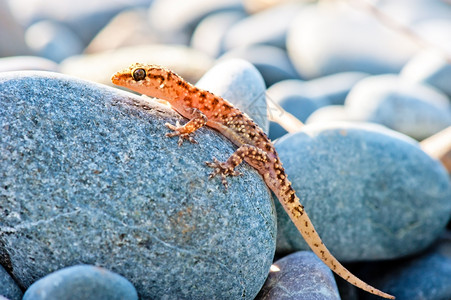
[206,144,269,190]
[165,108,207,146]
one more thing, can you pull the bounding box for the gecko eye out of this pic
[132,68,146,81]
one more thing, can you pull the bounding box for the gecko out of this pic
[111,63,395,299]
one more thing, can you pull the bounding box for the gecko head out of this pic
[111,63,171,95]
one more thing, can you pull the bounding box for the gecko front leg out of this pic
[165,108,207,146]
[206,144,269,189]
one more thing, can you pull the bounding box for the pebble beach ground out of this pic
[1,1,451,299]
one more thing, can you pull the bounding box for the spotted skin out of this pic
[112,63,395,299]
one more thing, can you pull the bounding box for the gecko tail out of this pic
[286,203,395,299]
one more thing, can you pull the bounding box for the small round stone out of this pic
[23,265,138,300]
[287,3,418,79]
[196,58,269,133]
[345,74,451,140]
[256,251,340,300]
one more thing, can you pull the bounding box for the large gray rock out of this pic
[0,71,276,299]
[274,122,451,261]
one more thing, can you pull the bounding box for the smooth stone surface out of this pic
[0,265,22,300]
[365,234,451,300]
[196,59,269,133]
[345,74,451,140]
[0,56,59,72]
[306,105,353,125]
[148,0,244,44]
[274,122,451,260]
[414,19,451,54]
[191,10,247,58]
[85,8,161,54]
[296,72,369,106]
[0,71,276,299]
[222,2,304,50]
[24,20,84,62]
[256,251,340,300]
[287,3,418,79]
[23,265,137,300]
[401,49,451,98]
[0,1,31,57]
[374,0,451,25]
[219,45,300,86]
[60,44,213,85]
[8,0,153,45]
[266,80,322,123]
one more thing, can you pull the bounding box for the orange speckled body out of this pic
[112,63,395,299]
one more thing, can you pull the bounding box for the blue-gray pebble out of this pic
[364,234,451,300]
[0,71,276,299]
[222,2,304,50]
[274,122,451,261]
[23,265,137,300]
[345,74,451,140]
[0,265,23,300]
[256,251,340,300]
[401,50,451,98]
[196,58,269,133]
[287,3,418,79]
[190,10,247,57]
[219,45,300,86]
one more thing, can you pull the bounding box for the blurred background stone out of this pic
[0,56,59,72]
[345,74,451,140]
[60,44,213,85]
[219,45,300,86]
[222,2,304,51]
[148,0,244,45]
[191,10,247,58]
[286,2,419,79]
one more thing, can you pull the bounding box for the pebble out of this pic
[0,56,59,72]
[148,0,244,45]
[84,8,161,54]
[266,80,322,124]
[374,0,451,25]
[23,265,138,300]
[219,45,300,86]
[60,44,213,85]
[0,1,31,57]
[222,2,305,51]
[274,122,451,261]
[345,74,451,140]
[364,233,451,300]
[196,58,269,133]
[401,49,451,98]
[0,265,23,300]
[24,20,84,62]
[286,2,419,79]
[306,105,353,125]
[191,10,248,58]
[7,0,153,45]
[0,71,276,299]
[256,251,340,300]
